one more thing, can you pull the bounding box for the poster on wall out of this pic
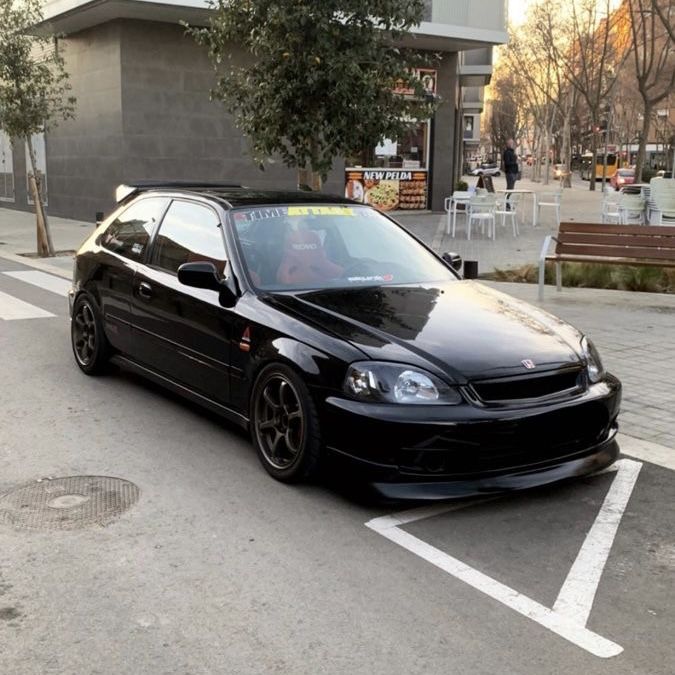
[345,168,428,211]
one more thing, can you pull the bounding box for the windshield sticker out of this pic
[347,274,394,283]
[287,206,354,217]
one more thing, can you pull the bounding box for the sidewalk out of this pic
[0,175,606,277]
[395,175,608,274]
[0,207,93,277]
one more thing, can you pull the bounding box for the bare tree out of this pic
[549,0,630,190]
[626,0,675,181]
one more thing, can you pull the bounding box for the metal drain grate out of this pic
[0,476,140,530]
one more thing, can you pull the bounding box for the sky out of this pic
[508,0,533,26]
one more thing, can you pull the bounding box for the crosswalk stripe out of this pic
[0,289,55,320]
[3,270,71,296]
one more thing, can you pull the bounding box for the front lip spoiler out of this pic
[368,427,619,501]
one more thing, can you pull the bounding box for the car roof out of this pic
[119,182,356,209]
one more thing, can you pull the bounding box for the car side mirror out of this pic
[177,261,223,290]
[442,252,463,272]
[178,261,238,307]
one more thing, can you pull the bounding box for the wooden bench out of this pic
[538,222,675,299]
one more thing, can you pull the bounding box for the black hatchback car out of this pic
[70,181,620,499]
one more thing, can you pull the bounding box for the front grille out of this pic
[397,403,613,477]
[470,368,583,403]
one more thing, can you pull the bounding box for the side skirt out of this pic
[110,354,249,430]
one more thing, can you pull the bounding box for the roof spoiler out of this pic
[115,180,243,203]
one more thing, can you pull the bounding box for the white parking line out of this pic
[553,459,642,624]
[3,270,71,296]
[366,459,643,659]
[0,289,55,320]
[619,433,675,471]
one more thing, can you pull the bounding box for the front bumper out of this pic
[319,375,621,499]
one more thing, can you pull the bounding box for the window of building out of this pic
[152,200,225,275]
[100,197,168,261]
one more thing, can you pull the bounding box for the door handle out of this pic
[137,281,153,300]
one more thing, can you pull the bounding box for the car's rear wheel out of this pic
[251,364,323,482]
[71,294,109,375]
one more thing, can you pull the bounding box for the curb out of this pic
[0,249,73,279]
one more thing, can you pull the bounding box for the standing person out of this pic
[503,138,519,190]
[503,138,519,210]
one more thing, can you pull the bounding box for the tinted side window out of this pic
[152,201,225,274]
[101,198,168,261]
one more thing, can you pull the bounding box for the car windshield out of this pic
[230,204,456,291]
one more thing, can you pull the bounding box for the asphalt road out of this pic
[0,256,673,675]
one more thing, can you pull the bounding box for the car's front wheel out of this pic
[71,294,110,375]
[251,364,324,483]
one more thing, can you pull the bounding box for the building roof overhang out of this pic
[38,0,508,51]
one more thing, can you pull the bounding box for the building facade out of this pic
[0,1,506,220]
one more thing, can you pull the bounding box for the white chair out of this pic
[445,191,471,236]
[537,191,562,226]
[601,194,621,224]
[618,192,645,224]
[494,193,520,236]
[466,194,497,240]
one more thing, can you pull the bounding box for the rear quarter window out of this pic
[101,198,169,261]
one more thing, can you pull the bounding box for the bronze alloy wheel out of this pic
[255,374,305,470]
[251,365,323,482]
[71,295,109,375]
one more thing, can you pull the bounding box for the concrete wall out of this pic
[429,52,458,210]
[117,21,344,202]
[45,22,125,220]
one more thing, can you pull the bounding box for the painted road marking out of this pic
[3,270,71,296]
[0,289,55,320]
[552,459,642,624]
[619,434,675,471]
[366,459,644,659]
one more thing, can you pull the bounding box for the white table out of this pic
[496,189,538,227]
[444,191,472,235]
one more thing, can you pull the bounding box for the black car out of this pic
[70,181,620,499]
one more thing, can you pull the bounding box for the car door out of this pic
[95,197,169,354]
[129,199,233,404]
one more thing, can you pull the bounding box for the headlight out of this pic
[344,362,462,405]
[580,337,605,383]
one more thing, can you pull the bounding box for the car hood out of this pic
[266,281,585,382]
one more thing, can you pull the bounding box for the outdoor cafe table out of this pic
[496,188,538,227]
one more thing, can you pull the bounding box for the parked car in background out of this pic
[610,168,636,191]
[470,162,500,177]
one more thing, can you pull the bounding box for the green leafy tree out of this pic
[187,0,438,190]
[0,0,75,256]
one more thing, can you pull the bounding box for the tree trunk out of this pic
[297,167,322,191]
[562,96,573,188]
[634,102,651,182]
[589,120,597,192]
[26,135,54,257]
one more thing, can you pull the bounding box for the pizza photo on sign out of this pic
[365,180,399,211]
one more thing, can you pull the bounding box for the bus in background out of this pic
[580,151,620,180]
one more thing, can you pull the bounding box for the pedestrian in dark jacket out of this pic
[503,138,519,190]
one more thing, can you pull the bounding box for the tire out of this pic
[250,363,324,483]
[495,171,501,177]
[71,293,110,375]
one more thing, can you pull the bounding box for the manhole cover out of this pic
[0,476,139,530]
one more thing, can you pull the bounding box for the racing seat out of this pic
[276,229,344,286]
